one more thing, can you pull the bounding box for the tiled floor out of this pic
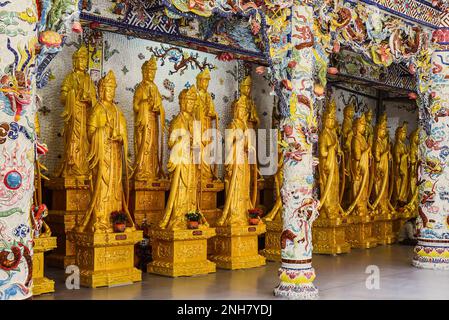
[34,245,449,300]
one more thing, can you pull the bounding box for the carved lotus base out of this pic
[261,220,282,262]
[373,214,396,245]
[209,224,266,270]
[68,229,143,288]
[147,228,216,277]
[45,177,91,269]
[32,236,57,296]
[312,217,351,255]
[413,239,449,270]
[345,216,378,249]
[130,179,170,227]
[274,266,318,300]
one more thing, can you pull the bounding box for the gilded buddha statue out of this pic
[76,71,134,233]
[341,102,355,206]
[231,75,260,205]
[408,128,419,202]
[392,123,409,207]
[371,116,392,214]
[58,45,97,179]
[159,86,207,230]
[318,100,343,219]
[348,115,371,216]
[217,100,256,227]
[132,57,165,181]
[195,69,218,182]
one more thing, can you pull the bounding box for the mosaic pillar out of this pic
[0,0,78,299]
[273,4,320,299]
[413,32,449,270]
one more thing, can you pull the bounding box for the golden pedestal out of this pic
[32,236,57,296]
[345,216,378,249]
[261,220,282,262]
[68,229,143,288]
[312,217,351,255]
[373,214,396,245]
[129,179,170,227]
[210,224,266,270]
[147,228,216,277]
[200,181,224,227]
[45,177,90,268]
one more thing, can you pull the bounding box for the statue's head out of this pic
[196,68,211,91]
[343,103,354,118]
[379,112,387,125]
[353,114,366,134]
[73,45,88,72]
[376,121,387,138]
[365,108,373,122]
[326,99,337,117]
[323,108,336,129]
[98,70,117,103]
[395,124,407,141]
[240,76,252,97]
[179,85,197,114]
[410,128,419,144]
[142,56,157,81]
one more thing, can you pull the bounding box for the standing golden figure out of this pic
[148,86,216,277]
[58,45,97,179]
[371,116,396,244]
[340,103,355,207]
[210,100,266,270]
[69,71,142,288]
[232,76,261,207]
[196,68,218,182]
[132,57,165,181]
[46,46,95,268]
[401,128,419,221]
[158,86,204,231]
[195,69,224,227]
[77,70,133,233]
[392,123,410,207]
[130,57,170,227]
[313,100,350,255]
[345,115,378,248]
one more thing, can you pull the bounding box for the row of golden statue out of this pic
[34,46,268,292]
[313,100,419,254]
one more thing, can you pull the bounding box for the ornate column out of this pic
[0,1,78,299]
[272,3,320,299]
[413,29,449,270]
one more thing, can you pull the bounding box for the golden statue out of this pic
[371,117,392,214]
[195,68,219,182]
[217,99,257,226]
[340,103,355,206]
[58,45,97,179]
[231,75,260,206]
[318,101,343,219]
[159,86,207,230]
[364,109,374,148]
[348,115,371,216]
[392,123,409,207]
[132,57,165,181]
[409,128,419,200]
[76,71,134,233]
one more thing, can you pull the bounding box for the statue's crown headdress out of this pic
[99,70,117,88]
[73,45,88,59]
[196,68,211,80]
[180,85,198,100]
[143,56,157,70]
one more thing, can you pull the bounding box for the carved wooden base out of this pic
[209,224,266,270]
[373,215,396,245]
[345,216,378,249]
[200,180,224,226]
[261,220,282,262]
[312,217,351,255]
[32,237,57,296]
[130,179,170,227]
[68,229,143,288]
[147,228,216,277]
[45,177,90,269]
